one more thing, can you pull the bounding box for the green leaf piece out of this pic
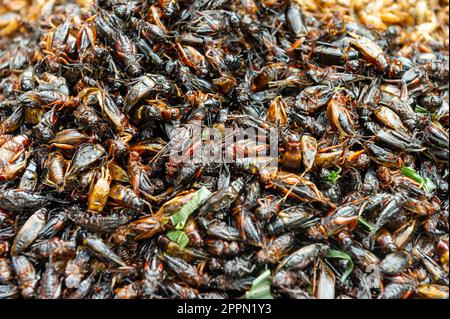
[246,269,274,299]
[327,167,342,185]
[415,105,430,114]
[358,216,375,231]
[325,249,354,283]
[423,178,436,193]
[166,229,189,249]
[401,166,436,193]
[169,187,212,229]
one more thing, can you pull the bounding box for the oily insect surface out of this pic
[0,0,449,299]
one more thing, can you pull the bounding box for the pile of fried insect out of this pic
[0,0,448,299]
